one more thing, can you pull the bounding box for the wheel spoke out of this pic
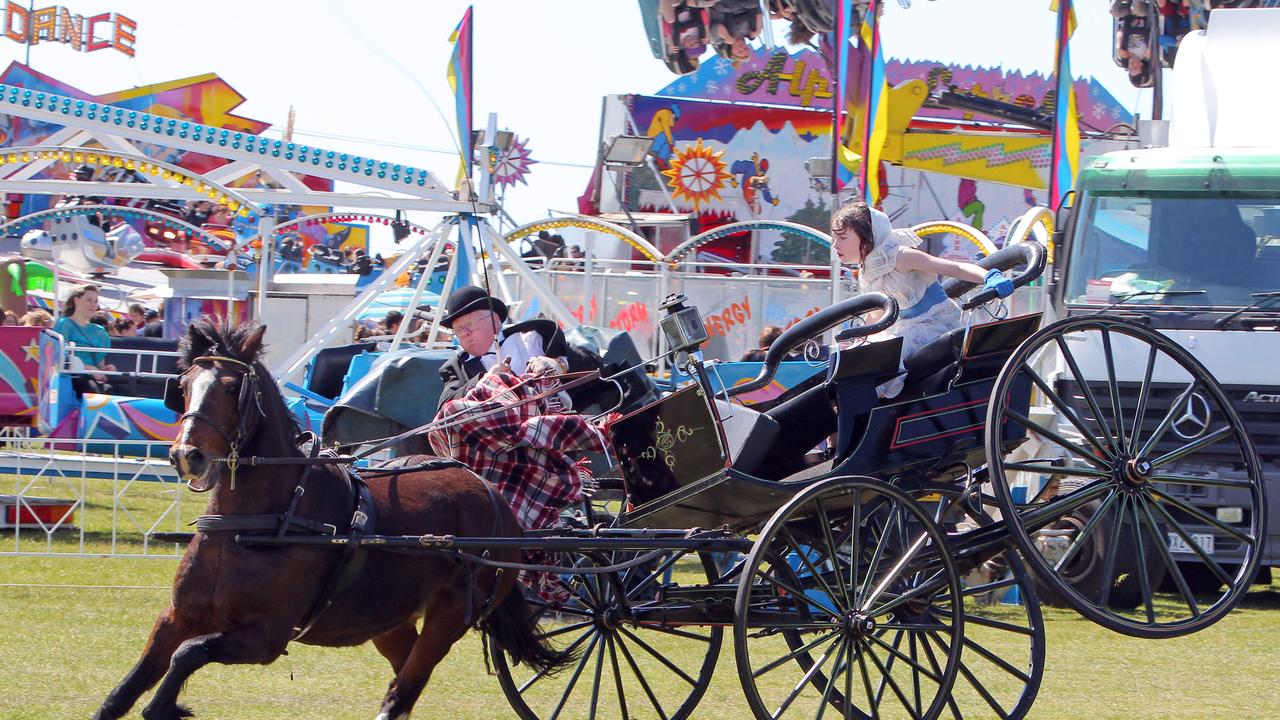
[753,562,844,618]
[961,635,1031,685]
[1020,362,1114,461]
[816,497,855,608]
[1002,461,1111,479]
[640,623,714,643]
[1017,480,1112,533]
[618,627,698,686]
[1136,381,1199,459]
[813,636,849,720]
[1136,495,1201,616]
[851,500,863,608]
[1096,495,1128,610]
[1148,426,1235,470]
[626,551,684,601]
[605,635,630,720]
[752,630,841,680]
[1150,473,1255,489]
[772,634,844,718]
[854,639,880,720]
[549,634,600,720]
[1128,498,1157,624]
[863,642,923,720]
[1147,495,1237,586]
[871,569,948,618]
[588,629,607,720]
[781,526,848,615]
[962,613,1035,637]
[518,628,595,693]
[866,632,945,684]
[1149,487,1256,545]
[866,531,933,609]
[1100,328,1128,453]
[1005,409,1111,470]
[614,633,671,720]
[917,632,964,720]
[1055,333,1120,455]
[540,620,594,640]
[1052,490,1121,573]
[1128,344,1158,455]
[950,650,1011,720]
[960,575,1016,598]
[859,504,900,605]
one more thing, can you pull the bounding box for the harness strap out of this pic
[194,513,337,535]
[291,467,376,642]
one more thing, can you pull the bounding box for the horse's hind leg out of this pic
[93,608,190,720]
[375,593,469,720]
[141,623,290,720]
[372,621,420,674]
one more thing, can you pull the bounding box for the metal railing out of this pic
[0,436,187,557]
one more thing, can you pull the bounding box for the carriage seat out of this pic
[899,328,966,398]
[712,398,780,476]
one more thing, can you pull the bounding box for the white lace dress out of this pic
[857,229,963,397]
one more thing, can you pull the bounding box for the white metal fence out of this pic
[0,437,187,557]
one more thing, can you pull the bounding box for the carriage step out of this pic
[657,584,737,606]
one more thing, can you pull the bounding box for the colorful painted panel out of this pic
[0,326,43,421]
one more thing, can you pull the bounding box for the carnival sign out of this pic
[2,2,136,57]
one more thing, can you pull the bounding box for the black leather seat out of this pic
[102,337,180,399]
[899,328,965,397]
[307,343,368,400]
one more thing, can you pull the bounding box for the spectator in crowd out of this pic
[89,312,110,330]
[384,310,404,336]
[1,310,17,326]
[128,303,148,335]
[740,325,783,362]
[109,317,135,337]
[142,308,164,337]
[52,284,115,390]
[21,310,53,328]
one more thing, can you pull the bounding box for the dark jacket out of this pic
[436,319,604,411]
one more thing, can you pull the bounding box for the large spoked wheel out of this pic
[910,481,1045,720]
[734,476,964,720]
[988,315,1266,638]
[492,549,722,720]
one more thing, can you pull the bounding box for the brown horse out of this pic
[93,321,564,720]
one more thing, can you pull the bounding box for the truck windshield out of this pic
[1064,193,1280,308]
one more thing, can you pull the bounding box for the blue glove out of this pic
[984,268,1014,298]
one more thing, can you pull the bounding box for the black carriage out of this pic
[475,239,1266,720]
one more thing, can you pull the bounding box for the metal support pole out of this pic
[254,215,274,322]
[387,221,452,355]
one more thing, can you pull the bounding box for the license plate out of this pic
[1168,532,1214,555]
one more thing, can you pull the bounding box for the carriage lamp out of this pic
[659,294,709,354]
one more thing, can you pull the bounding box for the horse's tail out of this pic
[480,585,575,676]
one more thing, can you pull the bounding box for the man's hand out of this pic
[526,356,566,377]
[486,357,513,376]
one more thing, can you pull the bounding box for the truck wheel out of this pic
[1032,493,1167,610]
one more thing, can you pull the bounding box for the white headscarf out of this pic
[869,206,893,246]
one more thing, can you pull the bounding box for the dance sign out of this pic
[2,2,136,57]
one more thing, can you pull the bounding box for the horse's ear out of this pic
[183,321,212,361]
[239,324,267,360]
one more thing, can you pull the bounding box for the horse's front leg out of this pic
[141,623,291,720]
[93,608,191,720]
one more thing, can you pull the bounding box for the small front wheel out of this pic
[734,476,964,720]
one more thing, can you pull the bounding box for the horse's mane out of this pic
[180,319,302,456]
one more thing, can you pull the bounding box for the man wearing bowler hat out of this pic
[436,285,600,410]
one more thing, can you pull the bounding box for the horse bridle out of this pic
[166,354,263,491]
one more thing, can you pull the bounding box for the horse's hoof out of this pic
[141,704,194,720]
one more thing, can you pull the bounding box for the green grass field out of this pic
[2,476,1277,719]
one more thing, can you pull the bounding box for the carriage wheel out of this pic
[987,315,1266,638]
[734,476,964,720]
[492,549,722,720]
[909,481,1046,720]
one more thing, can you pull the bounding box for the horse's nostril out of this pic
[187,449,207,473]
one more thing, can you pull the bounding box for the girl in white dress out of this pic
[831,200,1014,397]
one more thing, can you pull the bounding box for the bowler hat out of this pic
[441,285,508,328]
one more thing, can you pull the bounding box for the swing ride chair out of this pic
[218,238,1266,720]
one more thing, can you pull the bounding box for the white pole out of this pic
[254,215,274,322]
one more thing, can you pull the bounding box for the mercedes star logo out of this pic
[1172,392,1212,441]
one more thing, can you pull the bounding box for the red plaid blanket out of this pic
[427,369,605,533]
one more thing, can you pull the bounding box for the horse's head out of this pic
[167,321,268,491]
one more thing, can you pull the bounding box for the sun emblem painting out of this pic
[662,139,731,211]
[491,134,537,188]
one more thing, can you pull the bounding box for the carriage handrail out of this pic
[725,291,898,397]
[941,240,1047,310]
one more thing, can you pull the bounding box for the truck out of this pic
[1042,7,1279,599]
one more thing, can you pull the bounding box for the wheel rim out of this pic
[735,476,964,720]
[492,550,722,720]
[987,316,1266,637]
[910,481,1046,720]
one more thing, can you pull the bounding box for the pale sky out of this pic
[1,0,1150,230]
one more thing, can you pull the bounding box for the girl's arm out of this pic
[895,247,988,283]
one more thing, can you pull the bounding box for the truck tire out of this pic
[1033,494,1168,610]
